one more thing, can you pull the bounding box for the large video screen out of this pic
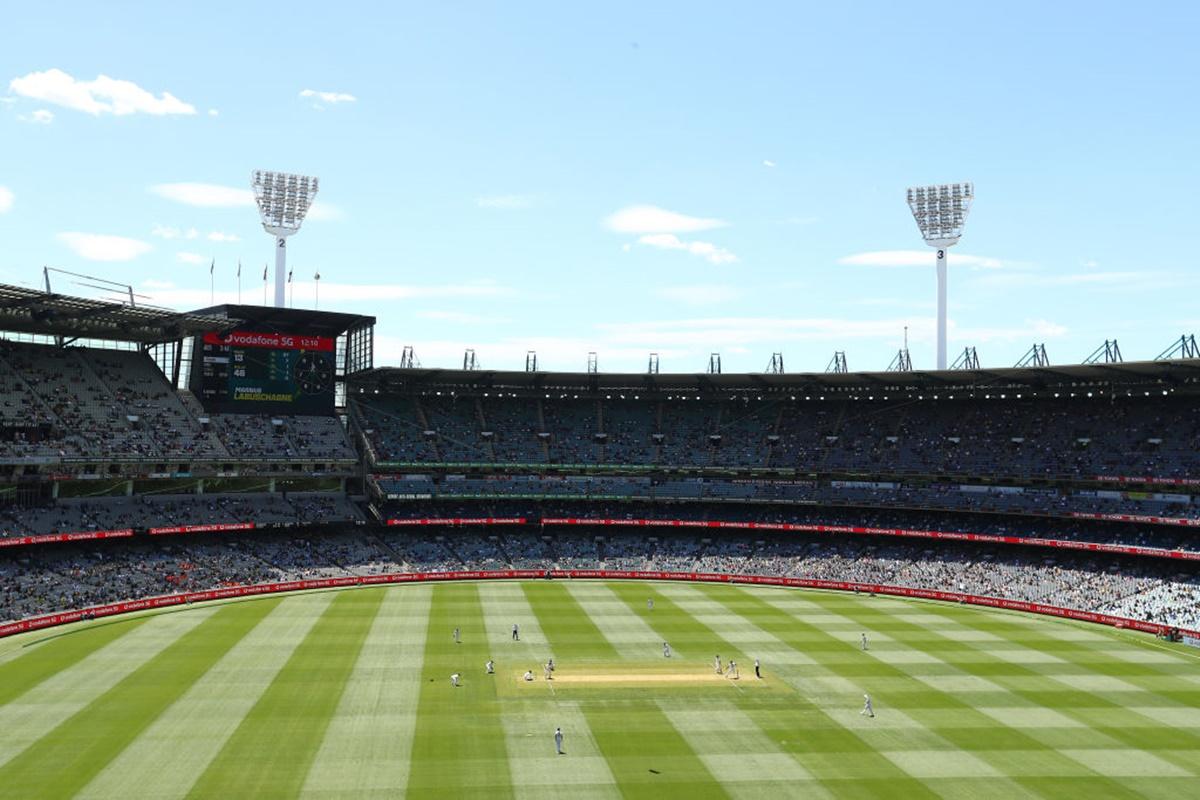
[191,330,336,415]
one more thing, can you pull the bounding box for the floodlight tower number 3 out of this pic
[252,171,319,308]
[906,183,974,370]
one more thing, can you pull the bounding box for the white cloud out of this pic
[9,69,196,116]
[970,270,1166,291]
[656,285,744,306]
[17,109,53,124]
[0,186,12,214]
[143,280,513,308]
[638,233,738,265]
[58,232,152,262]
[476,194,534,210]
[207,231,240,242]
[416,310,511,324]
[151,183,342,221]
[839,250,1007,269]
[176,252,206,265]
[305,201,343,221]
[605,205,727,234]
[762,159,777,168]
[207,109,219,117]
[299,89,357,105]
[151,182,254,208]
[151,224,199,240]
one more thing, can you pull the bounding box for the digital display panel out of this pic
[191,330,336,415]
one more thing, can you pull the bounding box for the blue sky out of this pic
[1,1,1197,373]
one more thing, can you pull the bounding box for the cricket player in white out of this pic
[860,693,874,717]
[647,598,654,610]
[524,670,534,681]
[486,659,494,674]
[714,655,722,674]
[860,633,868,651]
[554,727,564,755]
[544,662,553,680]
[663,641,671,658]
[454,627,461,644]
[451,673,461,687]
[754,658,761,679]
[512,623,519,641]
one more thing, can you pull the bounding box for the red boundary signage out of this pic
[3,516,1197,562]
[387,517,1200,561]
[2,570,1195,641]
[0,529,133,548]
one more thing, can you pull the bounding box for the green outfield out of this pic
[1,581,1198,799]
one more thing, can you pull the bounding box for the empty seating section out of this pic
[0,341,355,462]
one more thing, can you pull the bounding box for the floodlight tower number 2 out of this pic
[906,183,974,370]
[252,171,319,308]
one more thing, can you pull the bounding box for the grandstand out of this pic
[3,283,1199,799]
[0,280,1193,642]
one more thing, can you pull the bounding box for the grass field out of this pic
[1,580,1198,799]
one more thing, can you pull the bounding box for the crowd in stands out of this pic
[354,392,1200,480]
[0,341,356,463]
[378,499,1200,553]
[375,474,1197,522]
[3,528,1197,631]
[0,492,361,538]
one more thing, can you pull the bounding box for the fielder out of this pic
[524,670,534,681]
[714,654,722,674]
[486,659,495,674]
[860,693,874,717]
[451,673,461,687]
[454,627,461,644]
[554,727,564,755]
[647,598,654,610]
[512,623,520,641]
[663,641,671,658]
[726,660,739,679]
[754,658,761,679]
[860,633,869,651]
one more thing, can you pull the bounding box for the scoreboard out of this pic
[191,330,336,415]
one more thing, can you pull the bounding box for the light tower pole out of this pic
[251,170,319,308]
[906,182,973,370]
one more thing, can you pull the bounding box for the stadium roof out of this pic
[351,359,1200,394]
[0,283,236,344]
[188,304,375,338]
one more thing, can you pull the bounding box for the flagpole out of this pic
[209,259,215,305]
[262,264,268,305]
[314,271,320,309]
[237,260,242,304]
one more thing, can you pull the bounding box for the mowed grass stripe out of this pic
[185,589,384,799]
[0,598,278,799]
[299,585,433,799]
[406,583,514,799]
[478,583,621,800]
[0,615,150,706]
[752,588,1167,793]
[0,606,217,771]
[559,582,667,660]
[77,593,334,800]
[855,597,1200,777]
[609,582,942,799]
[527,582,728,800]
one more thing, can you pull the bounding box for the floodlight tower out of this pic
[251,170,319,308]
[906,182,974,370]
